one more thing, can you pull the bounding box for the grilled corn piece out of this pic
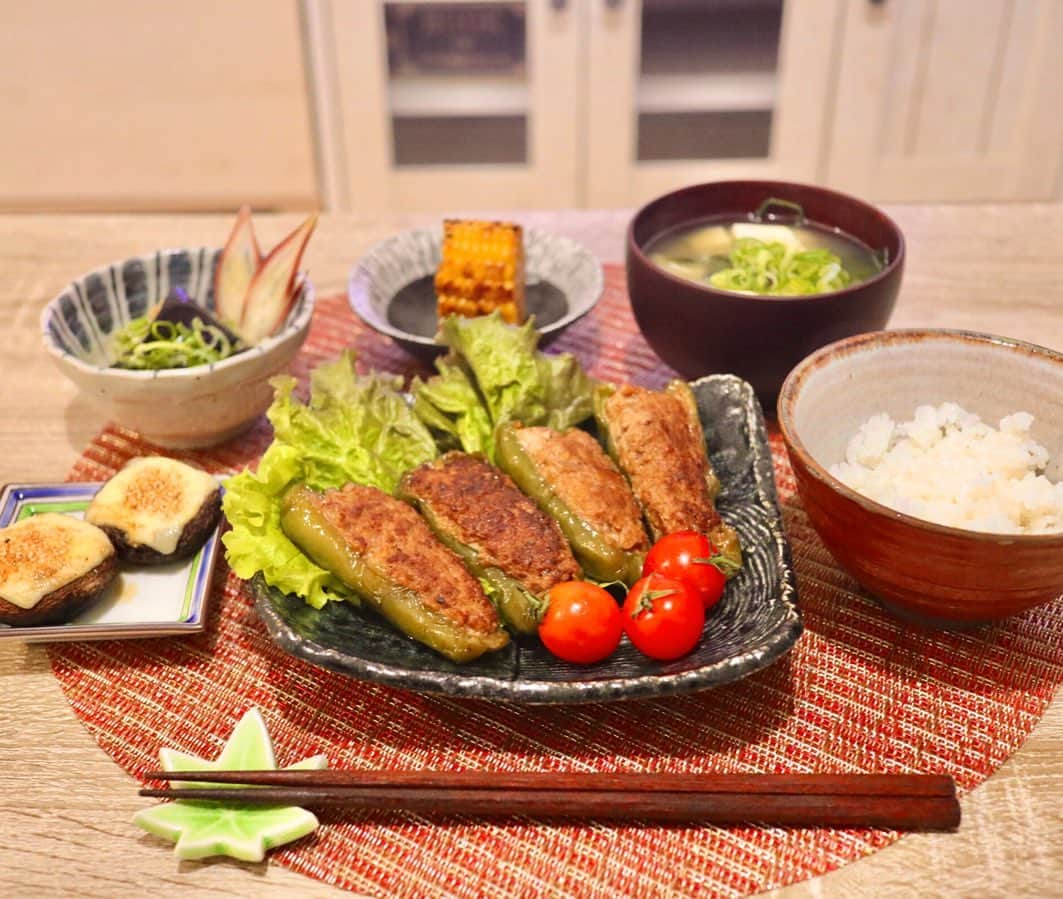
[435,219,526,324]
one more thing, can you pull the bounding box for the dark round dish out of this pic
[627,180,905,405]
[349,227,604,362]
[252,375,801,703]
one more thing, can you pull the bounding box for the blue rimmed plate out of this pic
[0,483,221,643]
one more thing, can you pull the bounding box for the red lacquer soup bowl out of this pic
[627,180,904,406]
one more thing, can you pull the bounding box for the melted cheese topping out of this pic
[0,513,114,609]
[85,457,219,555]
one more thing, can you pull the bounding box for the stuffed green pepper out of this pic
[495,422,649,585]
[398,452,581,635]
[594,381,742,575]
[280,483,509,663]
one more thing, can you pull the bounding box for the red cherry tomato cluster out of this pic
[538,530,734,665]
[642,530,732,610]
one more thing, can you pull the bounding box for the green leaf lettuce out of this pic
[221,351,438,608]
[413,313,597,460]
[411,358,493,456]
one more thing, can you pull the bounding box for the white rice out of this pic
[829,403,1063,534]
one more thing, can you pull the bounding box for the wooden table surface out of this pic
[0,208,1059,897]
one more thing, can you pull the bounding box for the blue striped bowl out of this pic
[41,248,314,448]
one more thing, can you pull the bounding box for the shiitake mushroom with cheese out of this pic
[86,456,222,565]
[0,513,119,626]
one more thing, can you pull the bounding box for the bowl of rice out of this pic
[778,329,1063,626]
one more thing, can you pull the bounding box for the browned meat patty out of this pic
[400,452,581,595]
[513,426,649,555]
[602,384,722,538]
[315,483,501,636]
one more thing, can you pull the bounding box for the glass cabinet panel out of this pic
[316,0,581,211]
[312,0,834,210]
[636,0,782,162]
[586,0,837,207]
[384,2,528,166]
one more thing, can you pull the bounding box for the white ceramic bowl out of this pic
[41,248,313,448]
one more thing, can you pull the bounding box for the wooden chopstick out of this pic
[138,772,960,830]
[144,770,955,797]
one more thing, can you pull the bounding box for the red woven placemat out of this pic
[50,267,1063,898]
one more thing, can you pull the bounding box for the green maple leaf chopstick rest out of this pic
[134,708,327,862]
[135,798,319,863]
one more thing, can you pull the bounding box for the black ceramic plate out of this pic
[347,227,604,361]
[253,375,801,703]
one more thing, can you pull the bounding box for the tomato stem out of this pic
[635,587,678,617]
[693,553,742,578]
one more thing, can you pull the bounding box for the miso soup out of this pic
[646,216,883,297]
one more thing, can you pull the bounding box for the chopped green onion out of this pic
[111,315,241,370]
[708,238,853,296]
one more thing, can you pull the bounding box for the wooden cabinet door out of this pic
[0,0,318,212]
[585,0,842,208]
[310,0,583,212]
[826,0,1063,202]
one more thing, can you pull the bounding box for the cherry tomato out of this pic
[642,530,733,609]
[621,573,705,661]
[538,581,622,664]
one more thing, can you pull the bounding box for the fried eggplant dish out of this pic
[398,452,581,634]
[595,381,742,573]
[495,422,649,585]
[280,483,510,662]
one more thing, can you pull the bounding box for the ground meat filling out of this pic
[402,453,581,595]
[515,426,648,553]
[316,484,500,635]
[604,385,722,536]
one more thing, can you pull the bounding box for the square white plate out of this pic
[0,482,221,642]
